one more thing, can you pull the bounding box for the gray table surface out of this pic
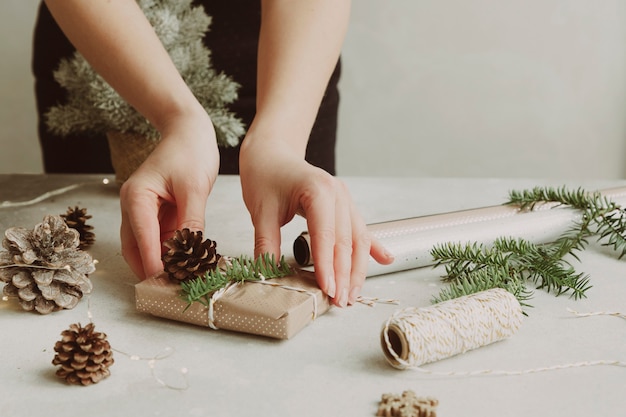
[1,174,625,417]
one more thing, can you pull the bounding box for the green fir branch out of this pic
[432,186,626,309]
[179,253,292,309]
[431,266,534,312]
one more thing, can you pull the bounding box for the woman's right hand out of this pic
[119,111,220,280]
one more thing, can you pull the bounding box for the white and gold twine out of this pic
[381,288,626,376]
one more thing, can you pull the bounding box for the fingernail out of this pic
[348,286,361,305]
[336,288,348,308]
[326,275,336,298]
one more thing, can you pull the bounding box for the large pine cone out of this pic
[61,206,95,249]
[52,322,114,385]
[0,215,96,314]
[162,228,220,281]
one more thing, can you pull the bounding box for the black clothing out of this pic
[32,1,340,175]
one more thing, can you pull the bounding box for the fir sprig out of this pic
[508,186,626,258]
[431,186,626,308]
[431,264,534,310]
[180,254,292,309]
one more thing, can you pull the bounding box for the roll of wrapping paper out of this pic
[293,186,626,277]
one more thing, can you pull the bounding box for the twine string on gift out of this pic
[381,288,626,377]
[254,279,320,320]
[206,279,321,330]
[0,178,111,208]
[207,281,239,330]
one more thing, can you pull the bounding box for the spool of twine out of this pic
[381,288,523,370]
[106,131,159,183]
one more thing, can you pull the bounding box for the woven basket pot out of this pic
[106,131,159,183]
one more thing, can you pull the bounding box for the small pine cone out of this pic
[0,215,95,314]
[52,322,114,386]
[61,206,95,249]
[162,228,221,282]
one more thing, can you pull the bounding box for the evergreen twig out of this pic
[179,254,292,310]
[431,186,626,309]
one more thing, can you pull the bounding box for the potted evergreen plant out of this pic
[45,0,244,182]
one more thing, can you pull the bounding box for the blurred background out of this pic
[2,0,625,178]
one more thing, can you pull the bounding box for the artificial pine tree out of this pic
[45,0,244,147]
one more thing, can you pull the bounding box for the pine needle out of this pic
[431,186,626,310]
[179,254,292,309]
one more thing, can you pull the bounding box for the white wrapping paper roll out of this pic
[293,187,626,277]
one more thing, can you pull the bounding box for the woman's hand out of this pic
[119,113,219,280]
[239,137,394,307]
[44,0,222,280]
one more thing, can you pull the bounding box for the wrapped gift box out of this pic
[135,270,330,339]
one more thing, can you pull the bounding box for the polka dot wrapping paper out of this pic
[135,270,330,339]
[294,186,626,277]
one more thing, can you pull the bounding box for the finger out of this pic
[120,185,163,280]
[301,184,336,300]
[251,203,283,263]
[370,236,395,265]
[332,194,353,307]
[120,211,144,279]
[347,205,370,305]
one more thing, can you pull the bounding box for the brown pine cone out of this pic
[52,322,114,386]
[61,206,95,249]
[162,228,221,281]
[0,215,95,314]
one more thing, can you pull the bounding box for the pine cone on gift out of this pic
[0,215,96,314]
[162,228,221,281]
[61,206,95,249]
[52,322,114,386]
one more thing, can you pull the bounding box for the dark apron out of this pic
[32,0,340,175]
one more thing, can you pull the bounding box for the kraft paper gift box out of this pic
[135,270,330,339]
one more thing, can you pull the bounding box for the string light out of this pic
[86,296,189,390]
[0,178,113,209]
[115,346,190,391]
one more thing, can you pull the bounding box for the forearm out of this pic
[44,0,207,132]
[245,0,351,156]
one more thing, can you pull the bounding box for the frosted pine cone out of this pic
[0,215,96,314]
[52,322,114,385]
[162,228,221,281]
[61,206,95,249]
